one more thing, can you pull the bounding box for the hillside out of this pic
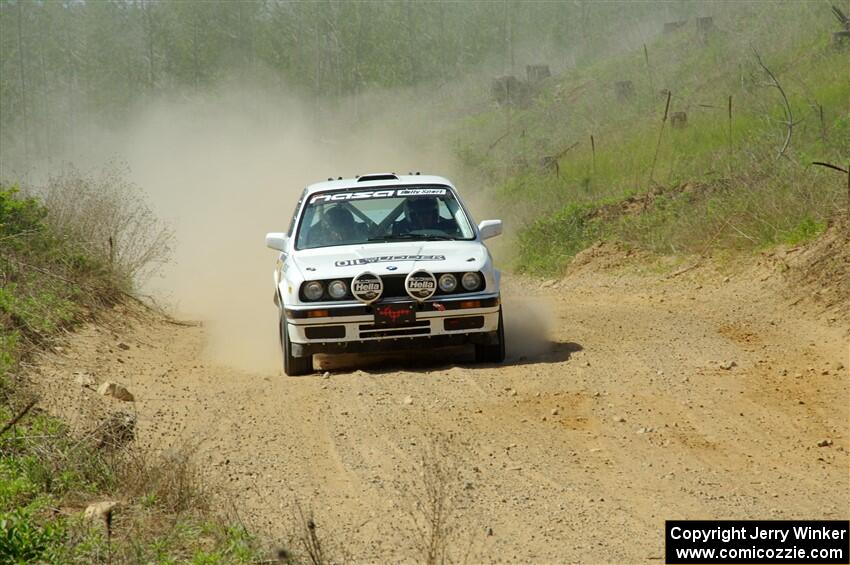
[453,1,849,274]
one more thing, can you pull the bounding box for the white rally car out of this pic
[265,173,505,375]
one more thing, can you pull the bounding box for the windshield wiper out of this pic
[368,233,455,242]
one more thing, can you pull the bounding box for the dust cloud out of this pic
[13,78,551,374]
[80,87,463,372]
[502,295,557,362]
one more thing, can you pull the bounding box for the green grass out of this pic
[516,202,604,276]
[781,217,828,246]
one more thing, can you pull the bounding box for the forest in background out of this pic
[2,0,715,173]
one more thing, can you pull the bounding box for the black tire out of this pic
[475,308,506,364]
[279,314,312,376]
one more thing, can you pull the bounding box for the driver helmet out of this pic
[323,205,355,241]
[404,197,439,228]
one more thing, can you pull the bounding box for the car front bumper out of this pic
[283,294,501,357]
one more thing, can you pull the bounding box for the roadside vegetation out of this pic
[1,166,173,373]
[455,2,849,275]
[0,173,265,563]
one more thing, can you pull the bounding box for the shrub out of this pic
[516,202,602,275]
[0,187,47,238]
[780,216,828,246]
[0,508,67,564]
[38,164,174,287]
[1,168,175,378]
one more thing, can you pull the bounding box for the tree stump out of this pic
[540,141,580,176]
[526,64,551,84]
[491,75,530,107]
[614,80,635,102]
[670,111,688,129]
[696,16,714,35]
[512,156,529,171]
[540,155,559,176]
[663,20,687,34]
[491,76,516,105]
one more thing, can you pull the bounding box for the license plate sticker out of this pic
[374,303,416,326]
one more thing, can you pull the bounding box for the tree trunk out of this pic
[17,0,30,171]
[143,0,156,92]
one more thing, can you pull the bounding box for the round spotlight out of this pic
[303,281,324,301]
[328,280,348,299]
[461,272,482,291]
[438,273,458,292]
[405,270,437,301]
[351,272,383,304]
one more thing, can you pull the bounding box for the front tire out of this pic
[475,308,506,364]
[280,314,312,376]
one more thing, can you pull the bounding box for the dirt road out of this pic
[33,258,849,563]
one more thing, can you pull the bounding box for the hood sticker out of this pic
[335,255,445,267]
[311,188,446,204]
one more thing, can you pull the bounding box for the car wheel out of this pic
[475,308,506,364]
[279,314,312,376]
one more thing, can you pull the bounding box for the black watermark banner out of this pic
[666,520,849,564]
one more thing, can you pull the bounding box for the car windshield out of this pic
[295,186,475,250]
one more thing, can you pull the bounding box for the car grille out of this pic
[380,275,409,299]
[358,320,430,339]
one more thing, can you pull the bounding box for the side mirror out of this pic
[265,232,289,251]
[478,220,503,241]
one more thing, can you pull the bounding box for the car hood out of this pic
[290,240,489,280]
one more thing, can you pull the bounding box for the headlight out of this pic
[438,274,457,292]
[303,281,324,301]
[461,272,482,291]
[328,280,347,299]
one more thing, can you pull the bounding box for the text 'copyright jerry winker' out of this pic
[665,520,849,564]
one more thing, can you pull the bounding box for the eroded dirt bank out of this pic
[30,258,849,563]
